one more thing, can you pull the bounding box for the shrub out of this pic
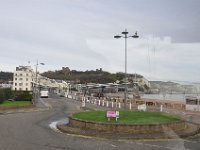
[13,91,32,101]
[0,88,13,103]
[0,89,5,103]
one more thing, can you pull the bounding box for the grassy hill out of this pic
[42,68,143,84]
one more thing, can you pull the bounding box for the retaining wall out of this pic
[68,117,186,134]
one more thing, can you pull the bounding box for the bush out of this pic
[0,89,5,103]
[0,88,13,103]
[13,91,32,101]
[0,89,32,103]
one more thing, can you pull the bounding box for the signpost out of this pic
[116,111,119,121]
[106,111,119,121]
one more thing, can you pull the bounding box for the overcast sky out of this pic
[0,0,200,82]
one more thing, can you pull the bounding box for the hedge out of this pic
[0,89,32,103]
[0,88,13,103]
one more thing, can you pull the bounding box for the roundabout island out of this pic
[57,111,200,140]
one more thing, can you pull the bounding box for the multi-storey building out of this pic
[13,66,35,91]
[13,66,69,93]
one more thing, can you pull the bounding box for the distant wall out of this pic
[186,104,200,111]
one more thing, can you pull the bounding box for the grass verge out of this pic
[73,111,181,124]
[0,101,32,107]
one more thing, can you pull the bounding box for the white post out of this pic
[99,100,101,106]
[119,102,121,109]
[160,104,163,112]
[82,97,85,107]
[106,101,109,107]
[102,100,105,106]
[115,101,118,108]
[129,103,132,110]
[111,102,114,108]
[94,99,96,105]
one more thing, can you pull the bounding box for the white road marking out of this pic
[111,144,117,147]
[49,121,62,133]
[49,118,68,133]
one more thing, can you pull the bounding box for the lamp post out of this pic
[34,60,45,99]
[114,29,139,108]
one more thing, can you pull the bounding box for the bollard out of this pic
[129,103,132,110]
[102,100,105,106]
[99,100,101,106]
[82,97,85,107]
[160,105,163,112]
[94,99,96,105]
[106,101,109,107]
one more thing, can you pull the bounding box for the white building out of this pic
[13,66,35,91]
[13,66,70,93]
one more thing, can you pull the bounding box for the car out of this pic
[40,90,49,98]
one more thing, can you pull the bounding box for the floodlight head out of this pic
[122,31,128,35]
[114,35,122,39]
[40,63,45,65]
[132,32,139,38]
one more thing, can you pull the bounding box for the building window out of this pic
[26,83,28,86]
[26,88,28,91]
[19,78,23,80]
[15,88,17,91]
[26,78,28,81]
[19,88,22,91]
[20,74,23,76]
[15,83,17,86]
[26,73,29,76]
[15,78,17,80]
[19,83,23,86]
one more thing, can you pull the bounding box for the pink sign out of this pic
[106,111,116,118]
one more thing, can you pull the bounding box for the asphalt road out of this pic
[0,94,200,150]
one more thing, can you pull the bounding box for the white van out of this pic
[40,90,49,98]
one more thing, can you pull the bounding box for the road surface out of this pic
[0,94,199,150]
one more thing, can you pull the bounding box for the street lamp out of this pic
[34,60,45,99]
[114,29,139,108]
